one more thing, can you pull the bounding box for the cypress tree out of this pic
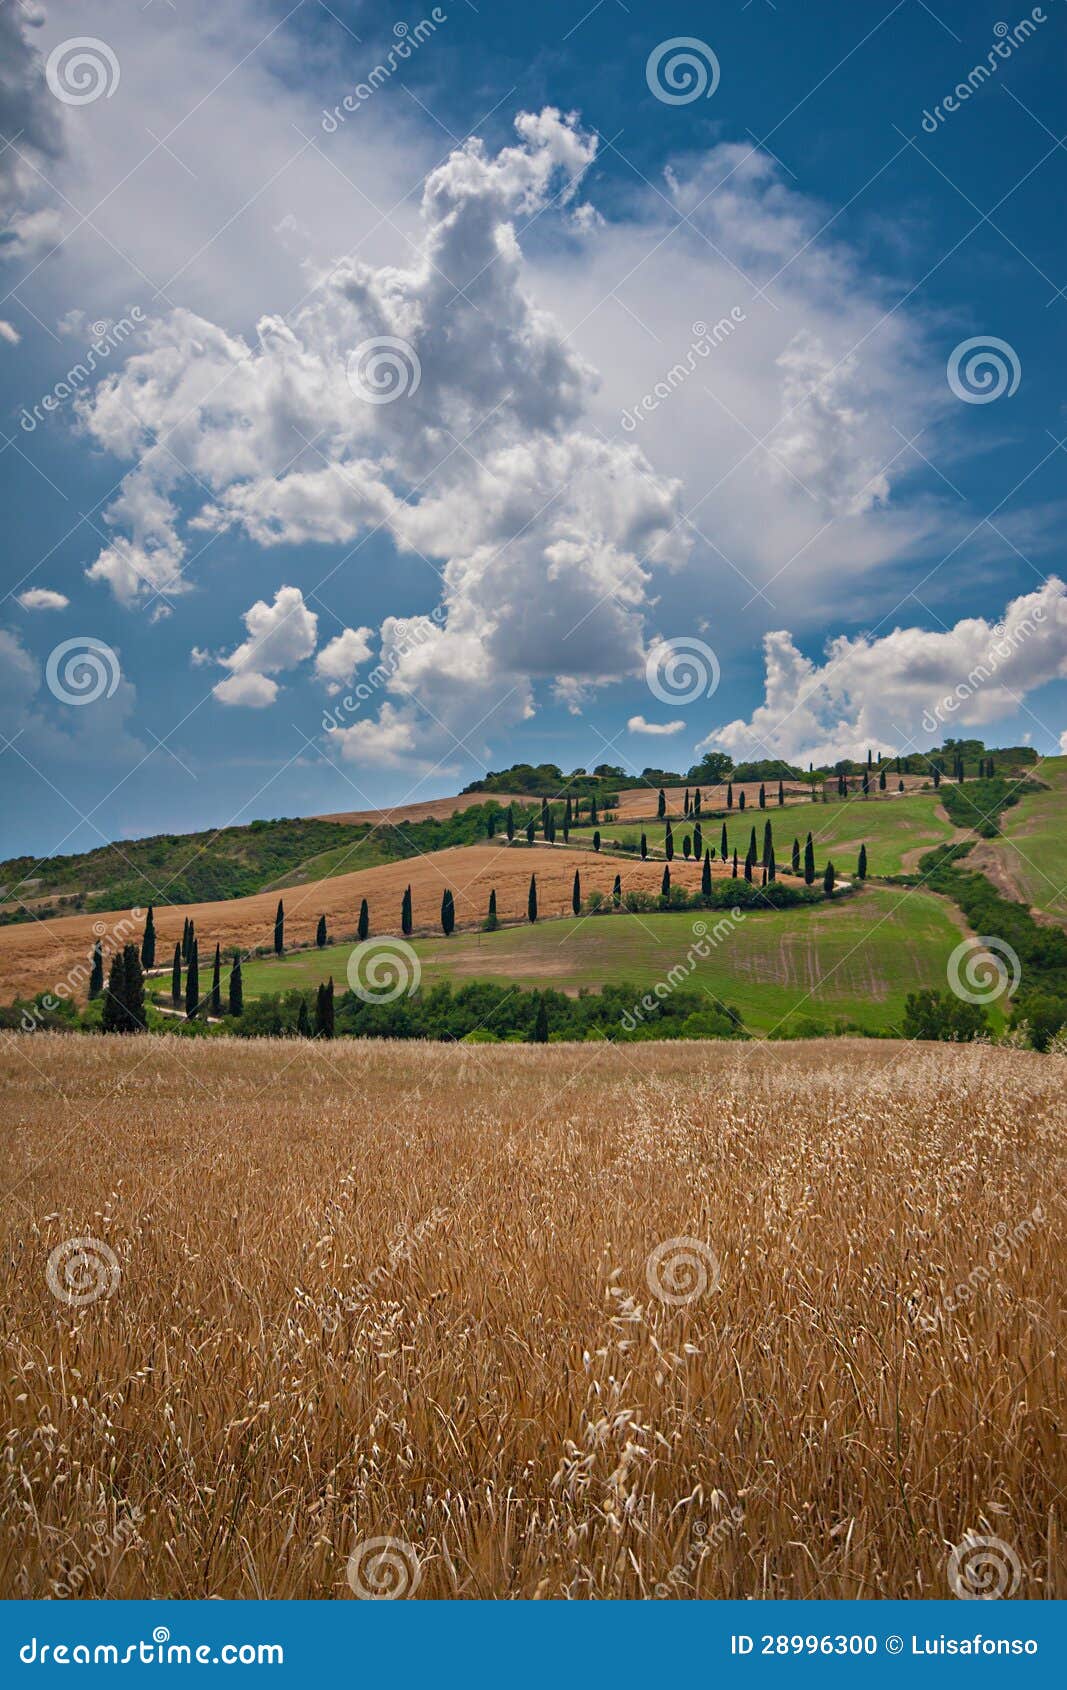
[762,819,772,865]
[101,952,126,1034]
[441,888,455,936]
[732,849,738,878]
[803,834,815,885]
[487,808,496,839]
[486,889,498,930]
[572,869,581,916]
[778,779,785,807]
[739,788,746,811]
[401,885,413,936]
[120,944,144,1031]
[274,899,284,955]
[791,837,800,875]
[898,778,904,792]
[228,952,243,1017]
[658,788,666,819]
[564,796,572,840]
[318,978,335,1039]
[823,860,836,895]
[181,916,190,962]
[664,820,674,861]
[185,939,199,1020]
[593,829,601,853]
[526,819,535,843]
[141,905,156,970]
[726,781,733,809]
[701,848,712,897]
[171,942,181,1006]
[693,821,702,859]
[640,832,648,860]
[694,788,702,817]
[758,783,766,809]
[743,846,754,883]
[612,873,622,907]
[660,863,671,900]
[879,767,886,791]
[541,797,550,836]
[533,996,549,1043]
[684,787,691,816]
[767,843,776,882]
[297,997,311,1037]
[358,898,369,941]
[316,914,327,948]
[528,874,538,923]
[89,939,104,1000]
[748,825,757,863]
[506,804,515,842]
[682,833,691,860]
[858,843,868,880]
[590,796,598,826]
[210,942,221,1015]
[862,769,870,796]
[933,764,941,789]
[720,821,728,860]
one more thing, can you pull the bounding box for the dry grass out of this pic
[0,842,764,1003]
[1,1034,1062,1599]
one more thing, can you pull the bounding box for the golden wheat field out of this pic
[1,1034,1063,1600]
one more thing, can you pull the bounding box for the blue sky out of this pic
[1,0,1065,858]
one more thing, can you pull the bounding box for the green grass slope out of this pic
[234,886,973,1036]
[573,790,955,877]
[988,757,1067,923]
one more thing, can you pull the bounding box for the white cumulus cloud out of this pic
[628,715,685,736]
[16,588,69,611]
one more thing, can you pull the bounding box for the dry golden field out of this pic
[0,843,764,1004]
[0,1034,1062,1600]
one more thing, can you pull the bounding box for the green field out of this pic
[992,757,1067,923]
[230,885,976,1036]
[571,790,954,877]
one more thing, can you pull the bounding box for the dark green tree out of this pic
[358,899,369,941]
[590,796,598,826]
[171,942,181,1006]
[315,977,335,1039]
[528,874,538,923]
[101,952,126,1034]
[804,834,815,885]
[593,829,601,852]
[273,899,284,955]
[296,997,311,1037]
[660,863,671,900]
[526,819,535,843]
[658,788,666,819]
[316,914,327,948]
[441,888,455,936]
[791,837,801,875]
[778,780,785,807]
[664,820,674,861]
[181,916,191,962]
[694,789,702,817]
[532,996,549,1043]
[210,942,221,1015]
[563,796,572,841]
[879,767,887,791]
[684,787,691,816]
[141,905,156,970]
[612,873,622,907]
[228,952,243,1017]
[732,850,738,878]
[767,843,777,882]
[486,889,499,931]
[720,821,728,860]
[185,939,199,1020]
[701,849,712,897]
[401,885,413,937]
[506,804,515,842]
[823,860,836,895]
[683,833,692,859]
[738,788,746,811]
[89,939,104,1000]
[572,869,581,916]
[762,819,772,865]
[120,944,145,1031]
[487,808,496,839]
[693,821,703,859]
[726,781,734,809]
[858,843,868,880]
[743,845,754,883]
[758,783,766,809]
[640,832,648,860]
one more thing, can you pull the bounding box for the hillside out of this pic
[978,756,1067,925]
